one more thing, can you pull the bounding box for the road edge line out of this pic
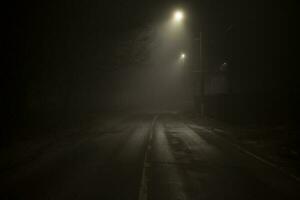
[185,122,300,183]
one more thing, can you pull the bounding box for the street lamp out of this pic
[172,9,205,118]
[173,10,184,22]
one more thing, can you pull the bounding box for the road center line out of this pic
[138,114,159,200]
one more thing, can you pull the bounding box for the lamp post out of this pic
[198,31,204,118]
[172,10,205,118]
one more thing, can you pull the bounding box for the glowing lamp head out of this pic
[173,10,184,22]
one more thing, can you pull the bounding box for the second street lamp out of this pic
[180,53,186,60]
[180,53,186,67]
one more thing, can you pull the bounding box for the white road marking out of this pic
[186,122,300,183]
[138,115,159,200]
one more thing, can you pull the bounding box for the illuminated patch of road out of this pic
[141,117,187,200]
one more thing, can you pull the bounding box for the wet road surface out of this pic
[1,113,299,199]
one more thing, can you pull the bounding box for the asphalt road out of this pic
[1,113,299,200]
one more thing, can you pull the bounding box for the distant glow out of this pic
[173,10,184,22]
[220,62,228,71]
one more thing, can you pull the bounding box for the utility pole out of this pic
[199,31,205,118]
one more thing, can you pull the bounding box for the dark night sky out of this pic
[4,0,294,117]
